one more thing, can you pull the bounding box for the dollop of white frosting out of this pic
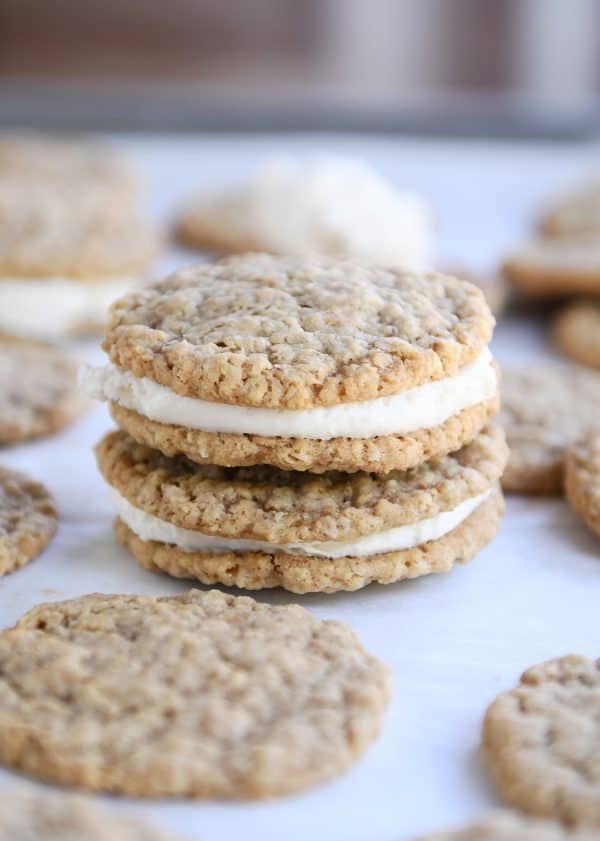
[111,487,492,559]
[82,348,496,440]
[0,276,135,339]
[201,156,433,268]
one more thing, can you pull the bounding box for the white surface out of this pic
[1,134,599,841]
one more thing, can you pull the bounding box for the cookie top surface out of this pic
[540,182,600,238]
[0,788,178,841]
[565,430,600,536]
[499,364,600,494]
[0,589,390,797]
[0,466,57,575]
[0,341,88,443]
[417,812,600,841]
[553,299,600,369]
[104,254,493,409]
[0,183,160,278]
[96,425,507,542]
[483,655,600,825]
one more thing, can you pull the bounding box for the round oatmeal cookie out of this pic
[499,364,600,494]
[0,341,88,443]
[553,300,600,370]
[482,655,600,826]
[416,811,600,841]
[109,394,499,474]
[539,182,600,239]
[0,466,57,575]
[104,254,494,409]
[0,788,180,841]
[565,430,600,538]
[0,589,391,796]
[502,238,600,298]
[116,486,503,594]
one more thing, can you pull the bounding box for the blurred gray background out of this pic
[1,0,599,137]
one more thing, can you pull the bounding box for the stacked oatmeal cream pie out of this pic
[85,253,508,594]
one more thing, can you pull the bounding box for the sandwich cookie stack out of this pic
[85,254,507,594]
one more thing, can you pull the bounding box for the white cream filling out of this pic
[111,486,492,558]
[0,276,135,338]
[83,348,496,440]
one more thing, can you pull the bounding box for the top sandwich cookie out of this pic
[84,254,499,473]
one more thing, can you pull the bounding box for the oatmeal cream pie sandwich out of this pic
[95,426,507,593]
[84,254,500,474]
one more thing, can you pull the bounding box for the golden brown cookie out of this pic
[0,466,57,575]
[553,300,600,370]
[0,788,180,841]
[0,589,391,796]
[483,655,600,826]
[565,430,600,538]
[85,254,499,473]
[0,341,87,443]
[502,238,600,298]
[416,812,600,841]
[499,364,600,494]
[539,182,600,239]
[96,426,507,593]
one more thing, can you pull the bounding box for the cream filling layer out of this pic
[0,276,135,338]
[84,348,496,440]
[111,487,492,559]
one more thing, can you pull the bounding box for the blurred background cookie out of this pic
[0,787,182,841]
[176,156,433,269]
[539,181,600,239]
[499,363,600,494]
[0,466,57,575]
[502,237,600,299]
[0,340,88,443]
[0,135,161,341]
[565,430,600,539]
[553,299,600,369]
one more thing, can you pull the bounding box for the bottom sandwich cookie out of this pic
[96,425,507,594]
